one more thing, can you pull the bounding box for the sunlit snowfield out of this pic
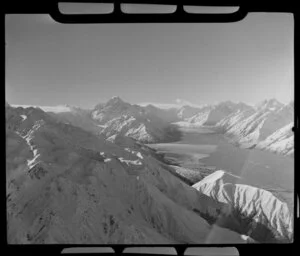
[149,126,294,210]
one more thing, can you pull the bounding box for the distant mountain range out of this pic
[215,99,294,156]
[10,97,294,157]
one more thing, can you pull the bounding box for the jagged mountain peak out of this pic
[209,101,236,112]
[177,105,203,119]
[93,96,128,111]
[255,98,284,111]
[106,96,126,105]
[100,96,133,111]
[216,101,253,112]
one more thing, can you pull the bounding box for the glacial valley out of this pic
[6,97,294,244]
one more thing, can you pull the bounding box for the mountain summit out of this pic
[255,98,284,112]
[105,96,126,106]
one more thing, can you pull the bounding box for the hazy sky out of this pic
[6,12,294,109]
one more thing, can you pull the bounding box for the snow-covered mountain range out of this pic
[6,102,292,244]
[215,99,294,156]
[91,96,182,143]
[15,97,182,144]
[6,102,293,244]
[12,97,294,157]
[141,99,294,158]
[143,98,294,157]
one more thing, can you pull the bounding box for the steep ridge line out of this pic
[193,170,293,243]
[10,98,293,157]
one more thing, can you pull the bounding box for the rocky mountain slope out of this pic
[193,170,293,243]
[256,122,294,157]
[6,103,294,244]
[216,100,294,156]
[173,101,253,127]
[6,104,250,244]
[46,105,101,135]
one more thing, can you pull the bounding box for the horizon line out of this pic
[8,96,294,111]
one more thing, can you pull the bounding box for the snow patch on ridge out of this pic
[27,149,40,169]
[118,157,142,166]
[256,122,294,156]
[106,134,117,142]
[193,170,293,242]
[124,148,144,159]
[20,115,27,121]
